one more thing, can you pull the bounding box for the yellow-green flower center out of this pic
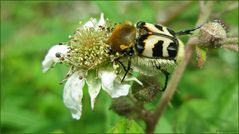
[67,26,111,70]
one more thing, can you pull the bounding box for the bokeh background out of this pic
[1,1,238,133]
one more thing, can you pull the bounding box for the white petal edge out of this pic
[42,45,68,73]
[99,71,130,98]
[86,77,101,110]
[63,72,85,120]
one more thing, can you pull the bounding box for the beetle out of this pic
[108,21,201,91]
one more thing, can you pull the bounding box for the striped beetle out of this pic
[108,21,201,91]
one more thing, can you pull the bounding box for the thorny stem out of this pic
[145,1,214,134]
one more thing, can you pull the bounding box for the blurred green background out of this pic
[1,1,238,133]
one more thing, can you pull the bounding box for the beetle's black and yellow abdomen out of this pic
[136,34,179,59]
[135,22,183,63]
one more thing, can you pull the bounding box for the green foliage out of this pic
[175,87,238,133]
[1,1,238,133]
[108,118,144,133]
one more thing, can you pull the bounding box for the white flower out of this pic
[62,14,141,120]
[42,44,69,73]
[42,13,142,120]
[63,69,141,120]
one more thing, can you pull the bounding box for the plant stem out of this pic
[222,37,238,45]
[222,37,239,52]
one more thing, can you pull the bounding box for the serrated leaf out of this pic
[195,46,207,68]
[108,118,144,133]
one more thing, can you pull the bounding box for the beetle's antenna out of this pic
[175,25,203,36]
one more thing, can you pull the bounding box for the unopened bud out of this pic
[199,20,227,48]
[132,75,161,102]
[110,97,135,117]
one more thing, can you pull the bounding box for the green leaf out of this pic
[214,85,238,131]
[195,46,207,68]
[108,118,144,133]
[108,118,127,133]
[174,99,217,133]
[174,85,238,134]
[1,107,50,132]
[126,119,144,133]
[155,115,173,133]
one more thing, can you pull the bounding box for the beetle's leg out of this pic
[154,64,170,91]
[175,25,202,36]
[160,69,170,91]
[121,56,132,83]
[116,60,127,72]
[112,54,131,82]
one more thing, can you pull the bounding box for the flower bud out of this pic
[110,96,135,117]
[199,20,227,48]
[132,75,161,102]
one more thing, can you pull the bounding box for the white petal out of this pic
[99,71,116,90]
[83,18,97,29]
[63,72,85,120]
[97,13,105,26]
[86,71,101,110]
[109,82,130,98]
[42,44,68,73]
[99,71,130,98]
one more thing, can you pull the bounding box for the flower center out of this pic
[67,26,111,70]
